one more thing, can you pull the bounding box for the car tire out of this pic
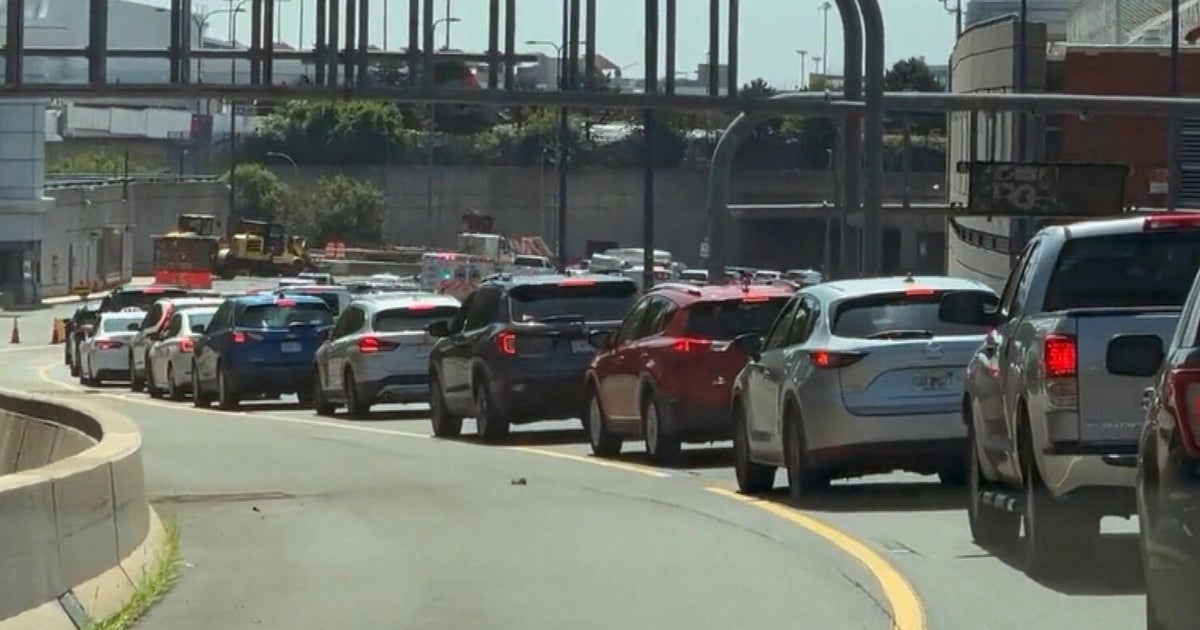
[967,419,1019,548]
[429,374,463,438]
[474,378,509,444]
[146,357,163,399]
[129,351,144,391]
[313,369,336,416]
[166,363,184,401]
[642,394,681,464]
[217,365,239,410]
[1020,426,1099,578]
[344,370,370,417]
[733,402,775,494]
[192,363,212,407]
[783,407,825,501]
[586,385,622,457]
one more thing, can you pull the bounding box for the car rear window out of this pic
[281,289,346,314]
[509,281,639,322]
[102,289,188,312]
[374,306,459,332]
[102,316,141,333]
[188,312,215,331]
[684,297,790,340]
[834,291,997,338]
[1043,231,1200,311]
[236,303,334,329]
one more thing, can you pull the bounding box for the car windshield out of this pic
[236,303,334,329]
[101,288,189,312]
[1043,231,1200,310]
[374,306,460,332]
[101,316,142,333]
[281,290,345,314]
[834,291,997,338]
[508,281,638,322]
[684,297,790,340]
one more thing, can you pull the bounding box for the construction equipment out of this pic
[172,214,218,237]
[154,233,220,289]
[216,219,311,279]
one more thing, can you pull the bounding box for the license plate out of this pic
[570,340,592,354]
[912,371,953,392]
[281,341,302,353]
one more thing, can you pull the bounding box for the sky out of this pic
[152,0,960,89]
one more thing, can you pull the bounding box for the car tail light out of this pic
[811,350,867,369]
[96,339,123,350]
[179,337,195,353]
[741,294,771,303]
[672,337,712,353]
[905,287,937,296]
[497,331,517,355]
[1166,368,1200,458]
[276,298,297,307]
[1144,213,1200,231]
[231,331,262,344]
[1044,334,1077,378]
[359,336,400,353]
[559,278,596,287]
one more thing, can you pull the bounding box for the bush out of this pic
[296,176,386,247]
[228,163,293,223]
[46,151,165,175]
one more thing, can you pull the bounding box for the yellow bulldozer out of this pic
[216,219,312,279]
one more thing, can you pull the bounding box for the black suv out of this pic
[427,274,638,442]
[65,301,102,376]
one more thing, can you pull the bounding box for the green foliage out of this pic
[884,57,943,93]
[46,151,164,175]
[296,175,386,246]
[229,163,292,223]
[742,78,777,99]
[241,100,427,165]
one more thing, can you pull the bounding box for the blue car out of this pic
[191,293,334,409]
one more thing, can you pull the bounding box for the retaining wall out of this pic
[0,391,163,629]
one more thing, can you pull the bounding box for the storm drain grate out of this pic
[151,491,295,505]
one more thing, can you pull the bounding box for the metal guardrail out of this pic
[44,175,223,189]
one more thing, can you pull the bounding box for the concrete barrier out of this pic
[0,391,164,629]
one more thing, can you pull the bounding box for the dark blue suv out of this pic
[191,293,334,409]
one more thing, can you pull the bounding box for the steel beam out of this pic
[4,0,23,86]
[344,0,356,85]
[180,0,193,84]
[170,0,183,82]
[251,0,263,84]
[316,0,328,83]
[88,0,108,85]
[664,0,677,94]
[408,0,419,83]
[264,0,275,84]
[708,0,720,96]
[16,47,538,64]
[835,0,863,277]
[487,0,500,89]
[858,0,886,276]
[569,0,581,89]
[504,0,516,89]
[728,0,739,97]
[585,0,597,90]
[328,0,340,85]
[643,0,659,289]
[358,0,370,86]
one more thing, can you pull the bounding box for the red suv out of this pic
[584,282,795,462]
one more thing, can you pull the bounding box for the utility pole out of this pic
[444,0,452,50]
[797,49,807,89]
[819,1,831,76]
[812,56,822,80]
[1169,0,1181,211]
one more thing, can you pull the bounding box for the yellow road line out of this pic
[706,486,925,630]
[508,446,672,478]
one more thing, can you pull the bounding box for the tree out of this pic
[742,78,777,99]
[884,57,942,93]
[298,175,386,246]
[229,163,292,223]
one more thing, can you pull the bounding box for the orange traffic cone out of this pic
[10,318,20,344]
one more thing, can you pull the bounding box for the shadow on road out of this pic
[615,447,735,471]
[451,428,589,447]
[744,481,967,514]
[981,533,1144,596]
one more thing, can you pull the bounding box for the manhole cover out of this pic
[151,491,295,505]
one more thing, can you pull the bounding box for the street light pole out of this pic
[444,0,453,50]
[819,1,831,76]
[1169,0,1181,211]
[796,49,807,89]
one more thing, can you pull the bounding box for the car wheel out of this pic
[129,351,144,391]
[474,378,509,444]
[217,365,239,410]
[429,374,463,438]
[313,369,336,416]
[966,417,1019,548]
[642,394,681,464]
[733,402,775,494]
[192,362,212,407]
[165,363,184,401]
[586,385,622,457]
[783,408,825,501]
[1020,425,1098,577]
[146,357,163,398]
[70,353,80,377]
[344,370,370,417]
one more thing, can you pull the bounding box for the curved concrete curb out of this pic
[0,390,163,629]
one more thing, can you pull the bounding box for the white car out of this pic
[78,311,144,386]
[144,306,218,400]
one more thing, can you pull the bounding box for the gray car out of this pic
[145,307,219,400]
[78,311,145,386]
[313,294,461,416]
[729,275,998,498]
[129,296,224,391]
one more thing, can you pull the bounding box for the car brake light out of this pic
[672,337,712,353]
[559,278,596,286]
[497,331,517,355]
[905,287,936,296]
[742,295,771,303]
[233,331,246,343]
[276,298,297,307]
[812,350,867,369]
[359,336,400,353]
[96,340,121,350]
[408,303,436,311]
[1166,368,1200,458]
[179,337,195,353]
[144,287,164,294]
[1044,334,1077,378]
[1144,213,1200,230]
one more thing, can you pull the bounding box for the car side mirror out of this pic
[428,320,451,338]
[732,332,763,361]
[588,330,615,350]
[1107,335,1164,378]
[939,291,1001,327]
[191,324,205,334]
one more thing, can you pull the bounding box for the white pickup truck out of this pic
[941,213,1200,577]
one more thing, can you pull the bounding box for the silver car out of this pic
[313,294,461,416]
[129,296,224,391]
[144,306,219,400]
[729,276,998,498]
[78,311,145,386]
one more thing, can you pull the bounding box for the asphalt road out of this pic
[0,283,1147,630]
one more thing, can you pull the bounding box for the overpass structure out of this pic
[4,0,1200,284]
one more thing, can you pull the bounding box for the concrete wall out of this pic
[39,180,228,297]
[277,166,943,268]
[0,391,163,629]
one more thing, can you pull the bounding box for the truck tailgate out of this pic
[1076,311,1179,444]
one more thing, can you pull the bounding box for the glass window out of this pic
[236,302,335,329]
[101,288,189,313]
[466,288,501,330]
[165,314,183,338]
[644,298,677,336]
[333,307,364,338]
[686,296,791,341]
[508,281,639,323]
[786,298,819,346]
[762,297,800,351]
[187,311,215,334]
[615,298,652,344]
[374,306,460,332]
[833,291,998,339]
[1043,231,1200,311]
[101,315,142,333]
[999,239,1038,317]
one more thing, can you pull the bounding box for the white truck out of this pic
[943,213,1200,577]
